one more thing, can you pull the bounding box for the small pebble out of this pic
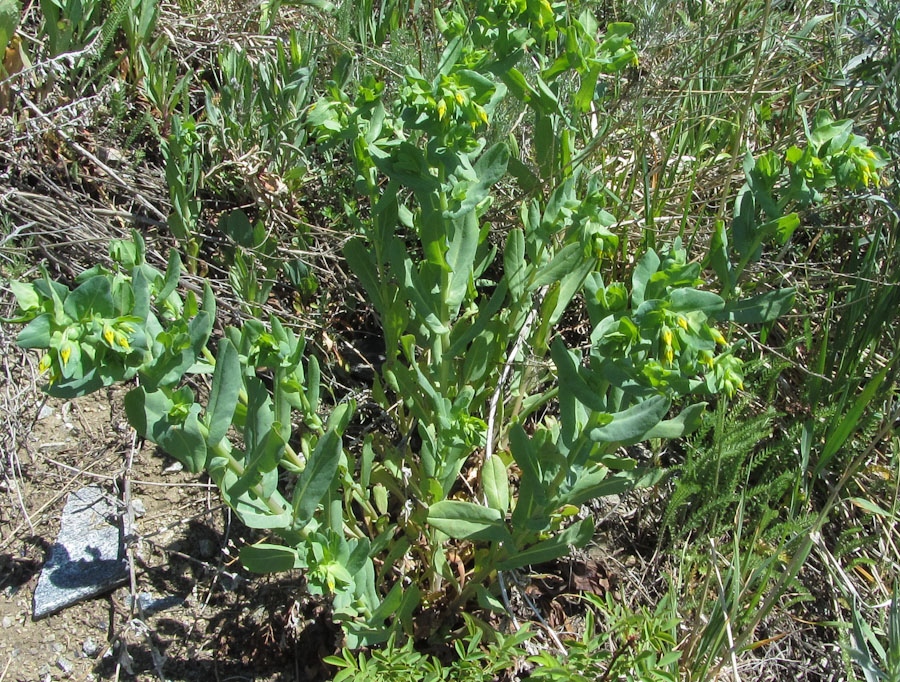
[82,638,100,658]
[130,499,146,517]
[1,616,12,628]
[163,461,183,473]
[38,405,55,420]
[57,656,73,674]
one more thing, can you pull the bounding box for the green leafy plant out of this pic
[326,613,531,681]
[202,32,315,197]
[39,0,104,57]
[162,114,203,271]
[9,0,811,652]
[528,593,680,682]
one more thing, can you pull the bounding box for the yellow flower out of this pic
[115,333,130,350]
[662,327,673,347]
[710,327,727,345]
[476,105,488,124]
[437,99,447,120]
[103,325,115,345]
[39,354,51,372]
[664,347,674,365]
[677,315,688,331]
[60,345,71,366]
[455,91,465,105]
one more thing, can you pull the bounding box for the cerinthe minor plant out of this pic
[10,0,864,649]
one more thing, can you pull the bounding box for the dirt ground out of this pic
[0,299,340,682]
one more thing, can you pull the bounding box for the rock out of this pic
[130,499,146,517]
[82,638,100,658]
[57,656,73,674]
[38,404,55,420]
[32,486,130,619]
[1,615,11,628]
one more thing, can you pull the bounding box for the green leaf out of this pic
[16,313,51,348]
[815,363,892,479]
[292,430,342,525]
[63,276,115,320]
[668,288,725,314]
[445,142,509,220]
[722,288,795,324]
[551,337,606,412]
[504,229,527,298]
[631,249,660,307]
[548,254,596,327]
[643,402,707,439]
[509,423,542,487]
[229,425,285,501]
[0,0,19,54]
[240,543,298,573]
[507,158,540,193]
[162,409,207,473]
[344,238,385,315]
[589,395,671,444]
[848,497,892,518]
[307,354,321,414]
[206,339,240,446]
[9,281,39,311]
[427,500,512,543]
[706,220,735,291]
[397,254,449,335]
[132,268,150,321]
[757,212,800,247]
[444,209,479,314]
[498,517,593,570]
[156,248,182,302]
[529,243,582,291]
[219,209,256,247]
[244,377,274,454]
[482,455,509,514]
[564,466,659,507]
[127,387,208,473]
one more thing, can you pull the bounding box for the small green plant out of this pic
[202,32,315,197]
[162,114,203,271]
[326,613,531,681]
[39,0,104,57]
[709,109,889,300]
[528,593,680,682]
[139,41,191,135]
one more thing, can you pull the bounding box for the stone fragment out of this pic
[82,638,100,658]
[57,656,73,674]
[130,499,146,517]
[33,486,129,619]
